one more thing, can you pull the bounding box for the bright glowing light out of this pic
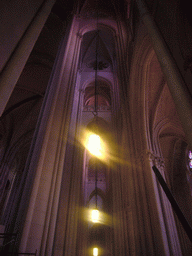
[87,134,102,157]
[91,209,99,223]
[93,247,98,256]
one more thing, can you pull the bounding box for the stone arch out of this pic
[83,78,112,107]
[89,188,106,202]
[88,189,106,211]
[78,22,118,40]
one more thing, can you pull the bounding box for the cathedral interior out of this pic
[1,0,192,255]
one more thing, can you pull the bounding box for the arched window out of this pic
[188,150,192,169]
[186,149,192,196]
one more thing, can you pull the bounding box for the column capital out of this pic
[76,32,83,39]
[146,150,165,171]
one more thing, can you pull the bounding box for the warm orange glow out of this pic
[91,209,99,223]
[93,247,98,256]
[87,134,102,157]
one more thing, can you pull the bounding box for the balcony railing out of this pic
[83,105,111,112]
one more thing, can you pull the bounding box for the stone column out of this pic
[146,151,182,256]
[0,0,56,116]
[18,16,82,255]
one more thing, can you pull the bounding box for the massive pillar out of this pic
[18,16,82,255]
[127,28,182,255]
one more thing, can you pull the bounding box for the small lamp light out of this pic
[93,247,98,256]
[87,134,102,157]
[91,209,99,223]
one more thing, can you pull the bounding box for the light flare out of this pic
[87,134,102,157]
